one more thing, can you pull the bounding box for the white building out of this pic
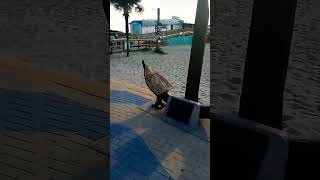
[129,16,184,35]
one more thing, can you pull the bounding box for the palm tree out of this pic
[110,0,144,57]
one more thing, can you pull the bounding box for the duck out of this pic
[142,60,172,109]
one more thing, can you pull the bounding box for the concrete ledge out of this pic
[165,96,201,128]
[285,137,320,180]
[212,113,289,180]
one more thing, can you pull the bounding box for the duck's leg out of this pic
[162,92,169,103]
[152,95,163,109]
[152,92,170,109]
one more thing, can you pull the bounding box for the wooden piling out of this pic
[239,0,298,129]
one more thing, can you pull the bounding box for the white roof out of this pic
[131,18,184,27]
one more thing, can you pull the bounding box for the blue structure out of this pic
[130,21,143,35]
[130,17,184,35]
[167,36,193,46]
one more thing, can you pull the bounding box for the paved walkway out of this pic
[0,59,210,180]
[110,80,210,180]
[0,59,108,180]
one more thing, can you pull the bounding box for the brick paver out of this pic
[110,81,210,180]
[110,90,151,106]
[0,89,108,180]
[0,60,108,180]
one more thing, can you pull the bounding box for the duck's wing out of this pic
[145,71,172,96]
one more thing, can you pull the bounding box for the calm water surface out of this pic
[167,36,193,46]
[110,44,210,105]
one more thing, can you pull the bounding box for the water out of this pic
[110,44,210,105]
[167,36,193,46]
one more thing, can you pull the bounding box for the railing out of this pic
[129,29,193,39]
[109,29,199,54]
[165,31,193,38]
[110,38,158,54]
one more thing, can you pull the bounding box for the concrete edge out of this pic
[212,112,289,180]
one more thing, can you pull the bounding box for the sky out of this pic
[110,0,210,32]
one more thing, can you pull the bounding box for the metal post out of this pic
[166,27,168,45]
[102,0,110,54]
[156,8,160,50]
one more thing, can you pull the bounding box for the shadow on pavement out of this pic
[0,88,108,180]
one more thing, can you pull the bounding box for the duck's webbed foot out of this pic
[152,103,164,109]
[152,93,168,109]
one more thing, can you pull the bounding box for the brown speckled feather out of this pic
[143,63,172,96]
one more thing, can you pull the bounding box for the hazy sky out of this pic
[110,0,210,32]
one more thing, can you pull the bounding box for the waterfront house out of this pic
[129,16,184,35]
[110,30,126,39]
[182,23,194,30]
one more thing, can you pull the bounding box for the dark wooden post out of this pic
[102,0,109,23]
[185,0,209,102]
[239,0,297,129]
[102,0,110,55]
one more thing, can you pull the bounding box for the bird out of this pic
[142,60,172,109]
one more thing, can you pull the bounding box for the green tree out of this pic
[111,0,144,57]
